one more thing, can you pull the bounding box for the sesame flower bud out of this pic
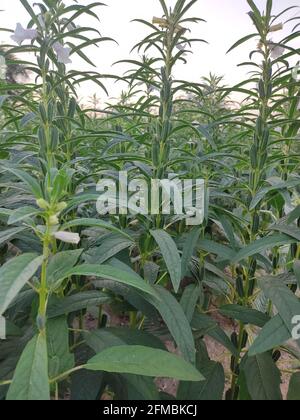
[54,231,80,244]
[269,23,283,33]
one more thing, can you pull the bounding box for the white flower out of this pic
[0,56,7,79]
[269,43,285,59]
[53,42,72,64]
[54,231,80,244]
[11,23,38,46]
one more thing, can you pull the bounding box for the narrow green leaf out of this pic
[227,34,257,54]
[259,276,300,336]
[146,285,196,364]
[46,249,83,290]
[232,234,296,263]
[220,305,270,328]
[180,284,202,323]
[61,218,132,240]
[8,206,39,225]
[47,317,74,379]
[0,254,43,315]
[0,226,27,246]
[150,230,182,292]
[178,360,225,400]
[84,327,165,353]
[192,313,239,357]
[85,345,204,381]
[181,228,200,277]
[63,264,158,298]
[248,315,290,356]
[47,291,111,318]
[7,333,50,400]
[243,353,282,401]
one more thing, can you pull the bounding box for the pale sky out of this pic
[0,0,299,104]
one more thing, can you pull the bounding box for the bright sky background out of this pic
[0,0,299,105]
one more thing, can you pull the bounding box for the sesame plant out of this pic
[0,0,299,402]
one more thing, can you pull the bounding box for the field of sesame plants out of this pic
[0,0,300,402]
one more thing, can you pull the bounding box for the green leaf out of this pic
[150,230,182,293]
[220,305,270,328]
[181,228,200,277]
[7,333,50,400]
[84,235,132,265]
[198,239,235,261]
[248,315,290,356]
[178,360,225,400]
[8,206,39,225]
[47,317,74,379]
[124,374,160,400]
[5,168,43,199]
[146,285,196,364]
[243,353,282,401]
[0,226,27,246]
[61,218,132,240]
[46,249,83,290]
[232,234,296,263]
[258,275,300,336]
[192,313,239,357]
[0,254,43,315]
[270,224,300,241]
[85,345,204,381]
[85,327,165,353]
[71,370,104,401]
[63,264,158,298]
[287,373,300,400]
[250,179,300,210]
[180,284,202,323]
[47,291,111,318]
[227,33,258,54]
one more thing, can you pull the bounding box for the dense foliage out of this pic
[0,0,300,401]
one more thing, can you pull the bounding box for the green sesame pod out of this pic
[249,260,257,278]
[38,126,46,152]
[259,152,267,169]
[47,101,54,122]
[231,332,239,348]
[39,103,47,124]
[241,331,249,349]
[250,145,257,168]
[236,276,245,298]
[252,213,260,235]
[230,355,236,373]
[256,116,263,136]
[258,79,265,99]
[57,101,64,116]
[51,126,59,149]
[262,128,270,147]
[152,140,160,167]
[248,278,256,296]
[68,97,77,119]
